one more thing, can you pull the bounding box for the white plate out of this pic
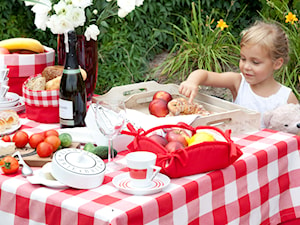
[0,92,20,107]
[0,122,21,136]
[112,172,170,195]
[27,163,68,189]
[0,98,25,113]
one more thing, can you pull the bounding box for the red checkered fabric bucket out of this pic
[0,46,55,95]
[22,75,59,123]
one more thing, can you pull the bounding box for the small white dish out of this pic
[0,122,21,136]
[0,92,20,107]
[27,163,68,189]
[112,172,170,195]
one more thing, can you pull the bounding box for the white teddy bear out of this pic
[263,103,300,135]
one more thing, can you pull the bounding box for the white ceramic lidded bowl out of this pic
[51,148,106,189]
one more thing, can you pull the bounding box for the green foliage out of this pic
[151,1,241,82]
[95,0,196,94]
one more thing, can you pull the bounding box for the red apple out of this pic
[148,134,168,146]
[149,98,169,117]
[0,47,10,54]
[152,91,173,103]
[165,141,184,152]
[166,129,190,147]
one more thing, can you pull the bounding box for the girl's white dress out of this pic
[234,73,291,128]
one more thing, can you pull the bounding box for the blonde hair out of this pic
[240,21,290,64]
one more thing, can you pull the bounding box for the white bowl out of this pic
[51,148,106,189]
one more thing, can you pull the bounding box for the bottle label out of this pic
[63,69,81,74]
[60,118,75,126]
[59,98,73,119]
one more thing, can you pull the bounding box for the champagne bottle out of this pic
[59,30,87,128]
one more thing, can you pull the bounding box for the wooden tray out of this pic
[93,81,260,134]
[14,142,80,167]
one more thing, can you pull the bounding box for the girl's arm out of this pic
[179,69,241,103]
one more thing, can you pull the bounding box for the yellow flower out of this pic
[285,12,298,25]
[216,19,229,31]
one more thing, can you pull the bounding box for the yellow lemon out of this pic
[187,132,215,146]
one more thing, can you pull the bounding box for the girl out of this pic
[179,21,299,128]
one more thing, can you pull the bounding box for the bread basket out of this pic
[22,74,59,123]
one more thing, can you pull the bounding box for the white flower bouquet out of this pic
[24,0,144,41]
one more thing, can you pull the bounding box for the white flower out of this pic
[66,6,86,28]
[72,0,93,9]
[31,0,52,14]
[118,8,129,18]
[34,13,49,30]
[135,0,144,7]
[47,14,73,34]
[25,0,144,40]
[84,24,100,41]
[53,0,67,15]
[117,0,135,14]
[24,1,35,6]
[93,9,98,15]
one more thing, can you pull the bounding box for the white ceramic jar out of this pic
[51,148,106,189]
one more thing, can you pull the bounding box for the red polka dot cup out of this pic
[126,151,161,188]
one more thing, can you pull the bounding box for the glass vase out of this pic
[57,34,98,101]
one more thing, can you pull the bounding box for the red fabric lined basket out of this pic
[122,122,243,178]
[0,47,55,95]
[22,74,59,123]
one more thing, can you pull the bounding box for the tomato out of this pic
[2,135,11,142]
[44,135,61,152]
[36,142,53,157]
[12,131,29,148]
[0,156,19,174]
[44,129,59,137]
[29,133,45,148]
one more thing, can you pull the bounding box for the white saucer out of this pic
[112,172,170,195]
[0,122,21,136]
[27,163,68,189]
[0,92,20,107]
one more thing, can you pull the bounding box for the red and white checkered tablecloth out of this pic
[1,117,300,225]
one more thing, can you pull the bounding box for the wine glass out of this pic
[94,100,126,172]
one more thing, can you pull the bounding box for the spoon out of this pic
[12,151,33,177]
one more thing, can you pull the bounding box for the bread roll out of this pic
[25,76,46,91]
[46,76,61,90]
[42,65,87,82]
[42,65,64,82]
[0,110,19,131]
[0,118,7,132]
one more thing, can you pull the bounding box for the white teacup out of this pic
[126,151,161,188]
[0,78,8,87]
[0,85,9,101]
[0,69,9,81]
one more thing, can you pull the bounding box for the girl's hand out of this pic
[179,81,199,103]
